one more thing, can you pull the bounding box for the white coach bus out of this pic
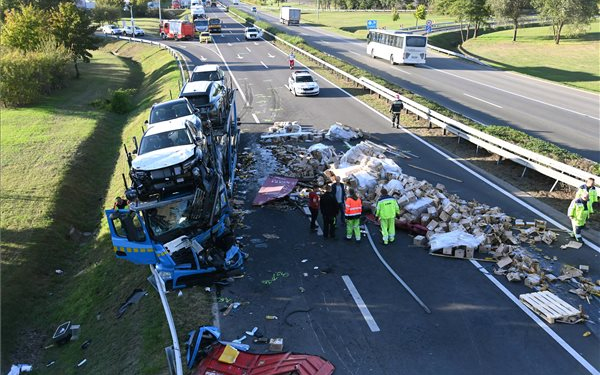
[366,29,427,65]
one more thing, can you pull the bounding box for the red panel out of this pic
[252,175,299,206]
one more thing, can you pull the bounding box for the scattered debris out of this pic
[80,340,92,350]
[76,359,87,368]
[7,364,32,375]
[52,321,80,345]
[117,289,147,318]
[218,345,240,364]
[561,241,583,249]
[262,233,280,240]
[520,291,586,324]
[269,338,284,352]
[244,327,258,336]
[265,315,278,320]
[232,335,247,344]
[253,176,299,206]
[325,123,363,141]
[583,331,592,337]
[46,361,55,367]
[261,272,289,285]
[55,269,64,275]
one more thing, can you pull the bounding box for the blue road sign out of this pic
[425,25,432,33]
[426,19,433,26]
[367,20,377,30]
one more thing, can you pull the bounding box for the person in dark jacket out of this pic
[390,94,404,128]
[308,187,320,231]
[320,185,339,239]
[332,176,346,225]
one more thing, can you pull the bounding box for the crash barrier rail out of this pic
[427,44,487,65]
[105,35,190,84]
[229,11,598,190]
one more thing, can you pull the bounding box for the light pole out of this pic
[124,0,135,33]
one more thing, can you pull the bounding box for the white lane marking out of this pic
[180,46,187,49]
[252,113,260,123]
[302,206,323,236]
[464,93,503,108]
[235,37,240,41]
[227,42,232,46]
[200,55,207,62]
[322,40,329,44]
[423,65,600,121]
[212,41,248,105]
[341,275,381,333]
[471,259,600,375]
[236,54,244,59]
[221,34,225,38]
[393,67,411,75]
[283,84,290,91]
[364,226,431,314]
[260,61,269,69]
[268,53,275,58]
[228,30,233,33]
[254,42,259,46]
[222,0,600,253]
[350,51,361,56]
[246,47,251,52]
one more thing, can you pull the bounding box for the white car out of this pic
[288,70,319,96]
[123,26,145,36]
[102,24,122,34]
[244,27,261,40]
[190,64,227,87]
[130,119,206,199]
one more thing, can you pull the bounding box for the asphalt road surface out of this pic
[163,7,600,375]
[225,2,600,162]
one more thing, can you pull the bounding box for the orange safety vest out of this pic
[345,197,362,218]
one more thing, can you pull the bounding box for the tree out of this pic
[489,0,530,41]
[532,0,598,44]
[414,4,427,26]
[1,5,47,52]
[92,5,121,25]
[48,2,100,78]
[464,0,491,39]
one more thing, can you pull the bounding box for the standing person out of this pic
[576,178,597,214]
[389,94,404,128]
[345,188,362,243]
[288,51,295,69]
[308,187,320,232]
[320,185,339,239]
[113,196,129,210]
[332,176,346,225]
[376,188,400,245]
[568,192,590,242]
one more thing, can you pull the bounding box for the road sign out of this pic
[426,19,433,26]
[367,20,377,30]
[425,25,432,33]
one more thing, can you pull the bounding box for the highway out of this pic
[163,7,600,375]
[227,2,600,162]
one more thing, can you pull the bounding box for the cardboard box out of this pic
[269,338,284,352]
[413,235,427,247]
[454,249,465,258]
[465,247,475,259]
[427,220,439,231]
[443,247,453,255]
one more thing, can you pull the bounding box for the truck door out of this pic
[105,210,157,264]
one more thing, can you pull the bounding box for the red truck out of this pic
[160,20,195,40]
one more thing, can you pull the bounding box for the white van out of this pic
[191,0,200,6]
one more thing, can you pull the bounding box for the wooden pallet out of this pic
[519,291,583,324]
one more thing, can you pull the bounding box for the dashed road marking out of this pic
[341,275,380,333]
[252,113,260,123]
[464,93,503,108]
[260,61,268,69]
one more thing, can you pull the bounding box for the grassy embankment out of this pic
[1,41,211,374]
[459,23,600,92]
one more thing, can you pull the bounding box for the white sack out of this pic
[325,123,360,141]
[405,197,433,216]
[429,230,484,251]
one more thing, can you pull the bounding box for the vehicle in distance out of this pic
[180,81,227,125]
[102,24,122,34]
[199,31,211,43]
[194,18,209,31]
[190,64,226,87]
[130,119,207,199]
[288,70,319,96]
[232,0,238,4]
[251,6,256,12]
[147,98,202,130]
[280,6,300,25]
[123,26,145,36]
[210,0,217,6]
[160,19,195,40]
[367,29,427,65]
[208,18,221,33]
[244,27,261,40]
[191,5,206,20]
[171,0,181,8]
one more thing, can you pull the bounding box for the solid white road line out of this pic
[424,65,600,121]
[235,37,240,41]
[227,42,232,46]
[393,67,411,75]
[470,259,600,375]
[252,113,260,123]
[364,226,431,314]
[200,55,207,61]
[268,53,275,58]
[212,41,248,105]
[260,61,269,69]
[464,93,503,109]
[350,51,361,56]
[341,275,381,333]
[246,47,252,52]
[254,42,259,46]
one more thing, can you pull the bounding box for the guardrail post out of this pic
[550,179,560,192]
[521,166,528,178]
[496,156,503,165]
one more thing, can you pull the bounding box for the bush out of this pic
[109,88,137,114]
[0,42,71,107]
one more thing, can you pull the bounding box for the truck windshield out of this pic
[195,20,208,27]
[209,19,220,25]
[138,129,192,154]
[144,198,204,240]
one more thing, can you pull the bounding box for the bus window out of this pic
[406,36,427,47]
[395,36,403,48]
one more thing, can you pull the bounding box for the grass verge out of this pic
[460,24,600,92]
[1,40,212,374]
[230,6,599,175]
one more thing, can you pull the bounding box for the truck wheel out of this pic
[161,34,166,40]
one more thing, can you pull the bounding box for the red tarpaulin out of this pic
[195,343,335,375]
[252,175,299,206]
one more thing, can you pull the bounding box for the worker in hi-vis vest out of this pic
[344,189,362,243]
[576,177,597,214]
[568,192,590,242]
[376,188,400,245]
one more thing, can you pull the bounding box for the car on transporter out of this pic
[287,70,319,96]
[146,98,202,131]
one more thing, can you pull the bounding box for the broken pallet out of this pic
[519,291,583,324]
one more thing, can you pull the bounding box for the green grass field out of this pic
[1,41,212,374]
[461,23,600,92]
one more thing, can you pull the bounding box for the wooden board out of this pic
[519,291,582,324]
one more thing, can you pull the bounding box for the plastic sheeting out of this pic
[405,198,434,216]
[307,143,335,164]
[350,171,377,190]
[384,179,405,194]
[429,230,485,251]
[325,123,361,141]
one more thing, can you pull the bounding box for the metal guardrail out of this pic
[427,44,487,65]
[105,35,190,83]
[229,10,598,190]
